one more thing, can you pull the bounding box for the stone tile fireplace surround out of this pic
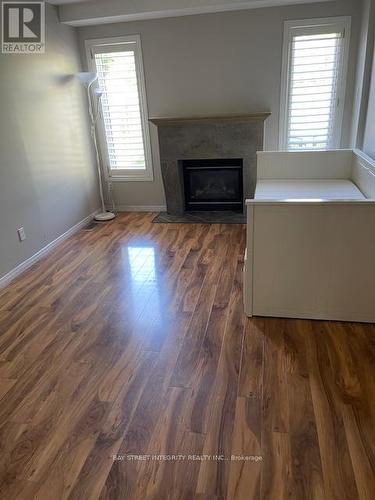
[150,114,270,217]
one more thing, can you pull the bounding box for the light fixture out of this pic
[76,72,98,85]
[76,72,116,222]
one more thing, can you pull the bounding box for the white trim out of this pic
[85,35,154,183]
[257,148,353,155]
[353,148,375,171]
[0,210,100,289]
[116,205,167,212]
[246,200,375,205]
[61,0,335,27]
[352,149,375,198]
[109,174,153,183]
[279,16,351,151]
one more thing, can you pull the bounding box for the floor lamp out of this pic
[77,72,116,222]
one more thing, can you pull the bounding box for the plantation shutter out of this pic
[94,48,146,170]
[286,27,346,150]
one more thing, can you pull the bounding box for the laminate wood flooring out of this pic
[0,213,374,499]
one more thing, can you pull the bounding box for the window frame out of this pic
[279,17,351,151]
[85,35,153,182]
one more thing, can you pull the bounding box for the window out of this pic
[86,36,153,181]
[279,17,351,151]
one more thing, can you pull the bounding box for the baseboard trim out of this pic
[0,210,100,289]
[116,205,167,212]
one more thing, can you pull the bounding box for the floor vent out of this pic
[82,221,99,231]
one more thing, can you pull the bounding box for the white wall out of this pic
[78,0,361,208]
[0,4,100,279]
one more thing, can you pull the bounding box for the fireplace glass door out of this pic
[182,159,243,211]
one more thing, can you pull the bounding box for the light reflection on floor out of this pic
[125,246,163,339]
[127,247,157,284]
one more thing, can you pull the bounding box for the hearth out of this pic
[182,159,243,211]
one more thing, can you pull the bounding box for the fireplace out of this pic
[182,159,243,211]
[149,113,270,218]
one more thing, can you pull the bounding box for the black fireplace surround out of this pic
[182,159,243,211]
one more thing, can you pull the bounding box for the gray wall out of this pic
[78,0,361,208]
[350,0,375,151]
[363,41,375,159]
[0,4,100,279]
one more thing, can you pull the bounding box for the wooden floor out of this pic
[0,213,374,499]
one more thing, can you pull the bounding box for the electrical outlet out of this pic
[17,227,26,241]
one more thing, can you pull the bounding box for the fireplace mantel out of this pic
[151,113,270,215]
[149,113,270,126]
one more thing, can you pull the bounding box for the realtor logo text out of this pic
[1,1,45,53]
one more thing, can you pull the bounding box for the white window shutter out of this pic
[280,18,351,151]
[95,50,146,170]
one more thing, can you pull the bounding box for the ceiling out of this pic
[48,0,92,4]
[56,0,335,27]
